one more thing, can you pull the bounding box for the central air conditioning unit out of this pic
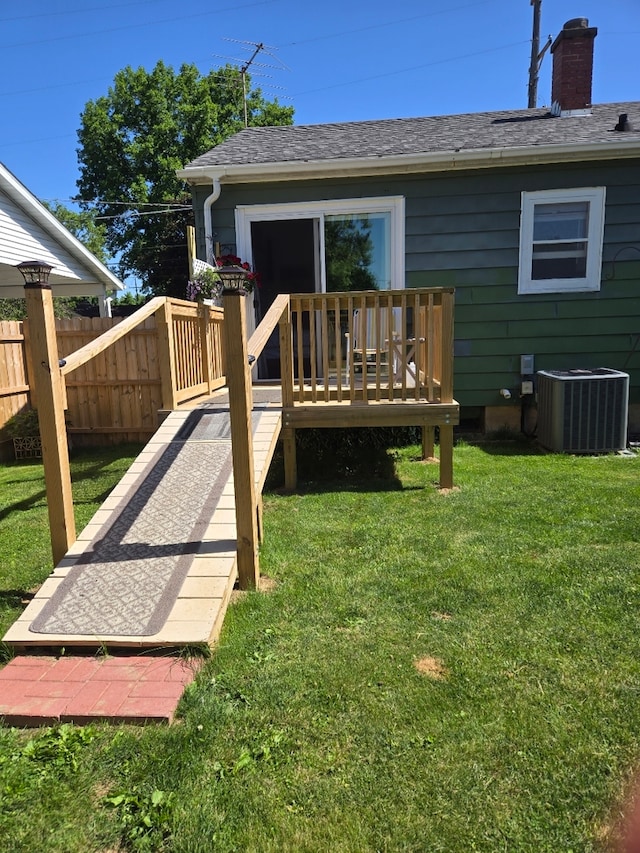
[536,368,629,453]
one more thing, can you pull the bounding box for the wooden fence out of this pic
[0,299,225,451]
[0,320,30,435]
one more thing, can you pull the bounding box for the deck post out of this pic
[422,425,435,460]
[438,289,455,488]
[439,425,454,489]
[23,274,76,565]
[223,289,260,590]
[282,427,297,491]
[440,290,455,404]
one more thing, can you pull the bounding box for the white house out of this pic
[0,163,124,315]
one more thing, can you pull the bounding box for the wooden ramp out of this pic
[3,388,282,652]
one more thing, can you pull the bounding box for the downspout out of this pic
[203,175,222,263]
[98,287,112,318]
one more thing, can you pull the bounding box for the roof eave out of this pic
[0,163,125,292]
[177,139,640,185]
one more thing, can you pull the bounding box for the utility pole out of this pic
[528,0,541,107]
[527,0,552,108]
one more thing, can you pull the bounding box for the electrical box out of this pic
[521,354,535,375]
[521,380,534,396]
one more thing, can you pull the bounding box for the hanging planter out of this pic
[186,268,222,304]
[215,255,261,293]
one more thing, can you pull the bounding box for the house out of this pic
[178,17,640,434]
[0,163,124,316]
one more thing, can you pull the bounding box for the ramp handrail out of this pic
[57,297,225,410]
[60,297,165,376]
[247,294,290,363]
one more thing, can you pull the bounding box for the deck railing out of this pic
[59,297,225,413]
[224,286,458,588]
[284,288,454,405]
[157,299,225,408]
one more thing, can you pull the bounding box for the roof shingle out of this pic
[185,102,640,170]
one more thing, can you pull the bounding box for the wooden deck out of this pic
[4,285,458,655]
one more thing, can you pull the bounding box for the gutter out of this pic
[177,139,640,186]
[202,175,221,263]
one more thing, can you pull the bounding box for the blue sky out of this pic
[1,0,638,206]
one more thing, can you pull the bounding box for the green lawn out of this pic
[0,437,639,852]
[0,444,144,641]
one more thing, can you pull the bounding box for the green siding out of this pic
[192,157,640,409]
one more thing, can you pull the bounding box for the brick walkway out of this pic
[0,654,202,727]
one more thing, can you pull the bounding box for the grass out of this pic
[0,443,144,641]
[1,436,639,851]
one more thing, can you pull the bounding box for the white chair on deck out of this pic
[345,307,395,376]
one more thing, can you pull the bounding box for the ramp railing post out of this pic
[279,297,297,490]
[199,302,213,395]
[157,299,178,411]
[18,261,76,565]
[222,284,259,590]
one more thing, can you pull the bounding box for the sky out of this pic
[1,0,638,208]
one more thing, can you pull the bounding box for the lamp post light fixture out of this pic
[218,263,249,295]
[17,260,53,288]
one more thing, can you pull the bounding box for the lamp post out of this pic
[17,260,76,566]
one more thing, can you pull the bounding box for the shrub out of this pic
[4,408,40,438]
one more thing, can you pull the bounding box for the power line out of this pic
[0,0,167,24]
[42,199,193,221]
[0,0,492,103]
[0,36,532,152]
[0,77,107,99]
[3,0,280,50]
[279,0,494,49]
[94,208,192,221]
[47,199,192,208]
[291,39,531,98]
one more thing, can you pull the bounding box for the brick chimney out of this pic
[551,18,598,116]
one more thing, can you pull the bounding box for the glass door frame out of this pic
[235,196,406,294]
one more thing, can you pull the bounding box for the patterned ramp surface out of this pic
[25,393,281,641]
[30,431,233,637]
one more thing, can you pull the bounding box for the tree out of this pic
[76,61,294,297]
[43,202,108,264]
[325,218,377,292]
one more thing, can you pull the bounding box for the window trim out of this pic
[235,196,405,292]
[518,187,606,295]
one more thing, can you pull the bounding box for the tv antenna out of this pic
[219,39,289,127]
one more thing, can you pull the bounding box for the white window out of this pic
[518,187,606,294]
